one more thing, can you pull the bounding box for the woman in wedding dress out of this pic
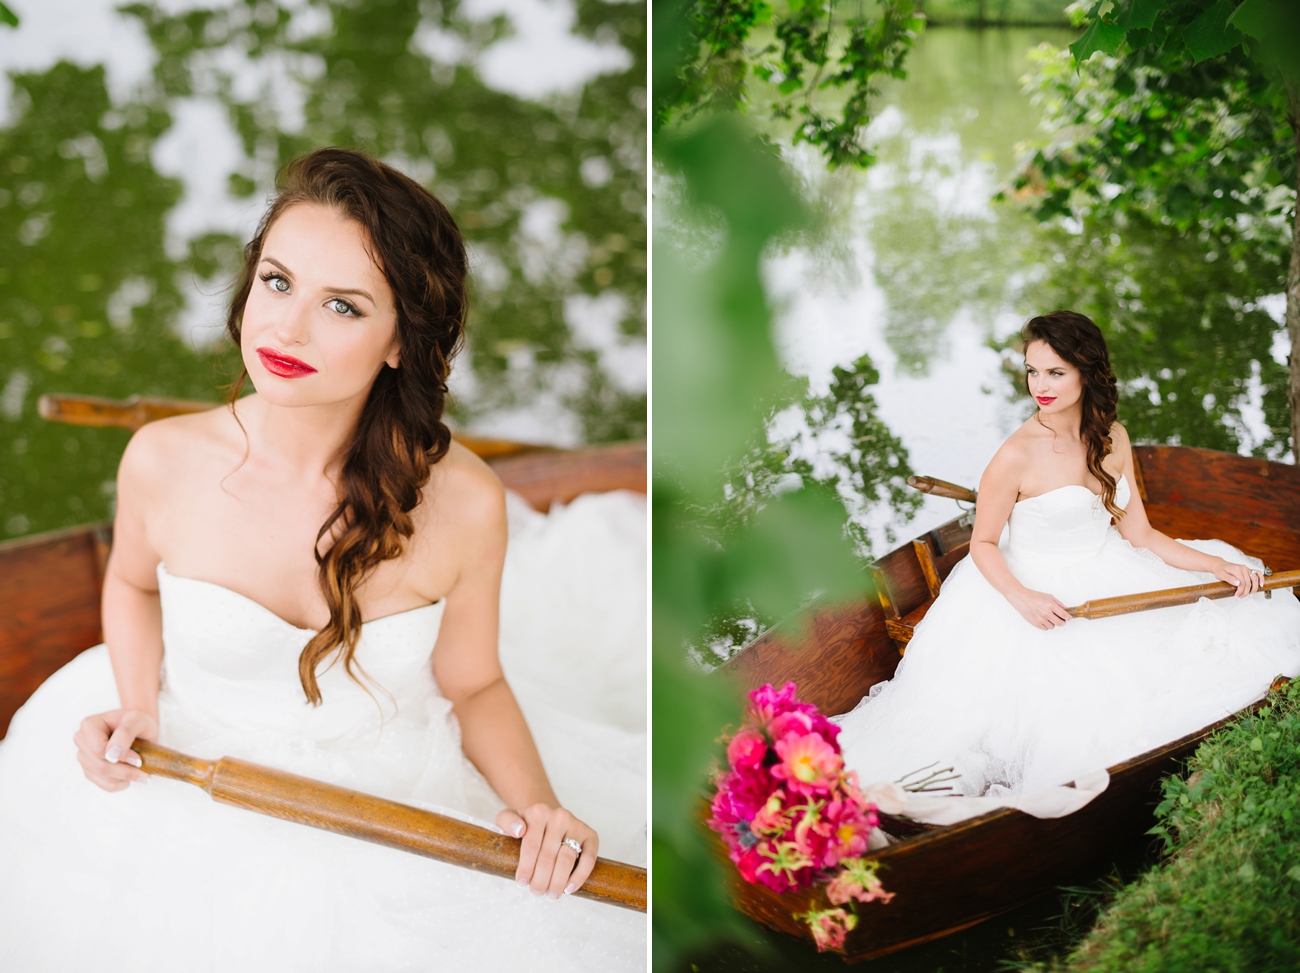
[0,148,645,971]
[837,310,1300,800]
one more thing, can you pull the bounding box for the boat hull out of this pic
[718,445,1300,961]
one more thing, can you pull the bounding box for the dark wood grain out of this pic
[718,446,1300,961]
[488,441,646,510]
[134,740,647,911]
[0,526,105,738]
[1136,444,1300,535]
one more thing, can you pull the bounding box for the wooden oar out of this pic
[38,393,543,459]
[907,475,977,504]
[1066,569,1300,620]
[133,739,647,912]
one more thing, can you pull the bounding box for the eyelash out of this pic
[259,272,361,317]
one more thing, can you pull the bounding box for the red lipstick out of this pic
[257,347,317,378]
[1036,396,1057,406]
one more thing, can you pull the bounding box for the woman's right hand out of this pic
[74,709,158,791]
[1008,587,1071,630]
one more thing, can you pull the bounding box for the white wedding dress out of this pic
[837,475,1300,798]
[0,491,646,972]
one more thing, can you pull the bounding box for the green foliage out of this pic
[1023,679,1300,971]
[1019,218,1292,457]
[653,112,876,970]
[1009,39,1294,241]
[0,3,18,28]
[654,0,925,167]
[0,62,228,537]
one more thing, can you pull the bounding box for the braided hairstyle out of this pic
[1023,310,1123,520]
[225,147,467,704]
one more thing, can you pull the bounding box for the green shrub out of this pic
[1035,678,1300,973]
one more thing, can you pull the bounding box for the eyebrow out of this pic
[260,256,376,304]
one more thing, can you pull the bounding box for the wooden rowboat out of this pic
[719,445,1300,960]
[0,394,647,909]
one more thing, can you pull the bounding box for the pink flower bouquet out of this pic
[708,682,894,951]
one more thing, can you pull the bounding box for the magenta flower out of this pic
[771,732,843,795]
[726,728,768,771]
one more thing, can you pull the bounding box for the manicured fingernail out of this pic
[511,823,524,837]
[134,774,149,785]
[517,878,529,888]
[531,888,543,897]
[123,751,142,768]
[105,744,121,763]
[548,891,560,900]
[564,883,577,895]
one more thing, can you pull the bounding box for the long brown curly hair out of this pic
[1023,310,1123,520]
[226,147,467,705]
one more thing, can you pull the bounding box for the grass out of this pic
[1017,679,1300,973]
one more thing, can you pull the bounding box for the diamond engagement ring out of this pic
[562,837,583,855]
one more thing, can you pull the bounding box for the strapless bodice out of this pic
[1006,474,1131,564]
[157,564,446,747]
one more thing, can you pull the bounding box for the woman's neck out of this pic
[1035,403,1083,442]
[235,392,368,482]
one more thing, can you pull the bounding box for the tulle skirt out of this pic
[837,534,1300,797]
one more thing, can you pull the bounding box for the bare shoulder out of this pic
[419,440,507,541]
[983,425,1034,480]
[117,405,243,498]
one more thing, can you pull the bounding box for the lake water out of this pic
[763,25,1293,554]
[0,0,646,540]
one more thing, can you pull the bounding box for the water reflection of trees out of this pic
[0,62,220,537]
[0,0,645,538]
[1019,219,1290,458]
[693,353,920,663]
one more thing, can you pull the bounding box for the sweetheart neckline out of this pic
[157,564,444,633]
[1016,473,1130,506]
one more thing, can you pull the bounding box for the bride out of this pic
[837,310,1300,800]
[0,148,645,970]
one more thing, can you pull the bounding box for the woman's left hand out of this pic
[1213,558,1264,598]
[497,804,598,900]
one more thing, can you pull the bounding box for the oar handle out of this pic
[1067,569,1300,620]
[38,392,541,459]
[907,475,977,504]
[133,740,646,912]
[39,393,214,432]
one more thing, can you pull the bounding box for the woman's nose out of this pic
[273,299,310,346]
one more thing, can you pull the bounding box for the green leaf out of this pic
[1117,0,1167,30]
[1184,0,1244,62]
[1070,18,1129,62]
[1227,0,1270,40]
[0,2,18,27]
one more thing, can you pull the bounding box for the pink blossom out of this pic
[754,839,814,893]
[825,857,895,907]
[750,792,794,838]
[772,732,843,795]
[817,796,875,867]
[768,710,813,740]
[726,728,768,771]
[798,907,858,952]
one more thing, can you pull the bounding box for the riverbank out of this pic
[1018,678,1300,973]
